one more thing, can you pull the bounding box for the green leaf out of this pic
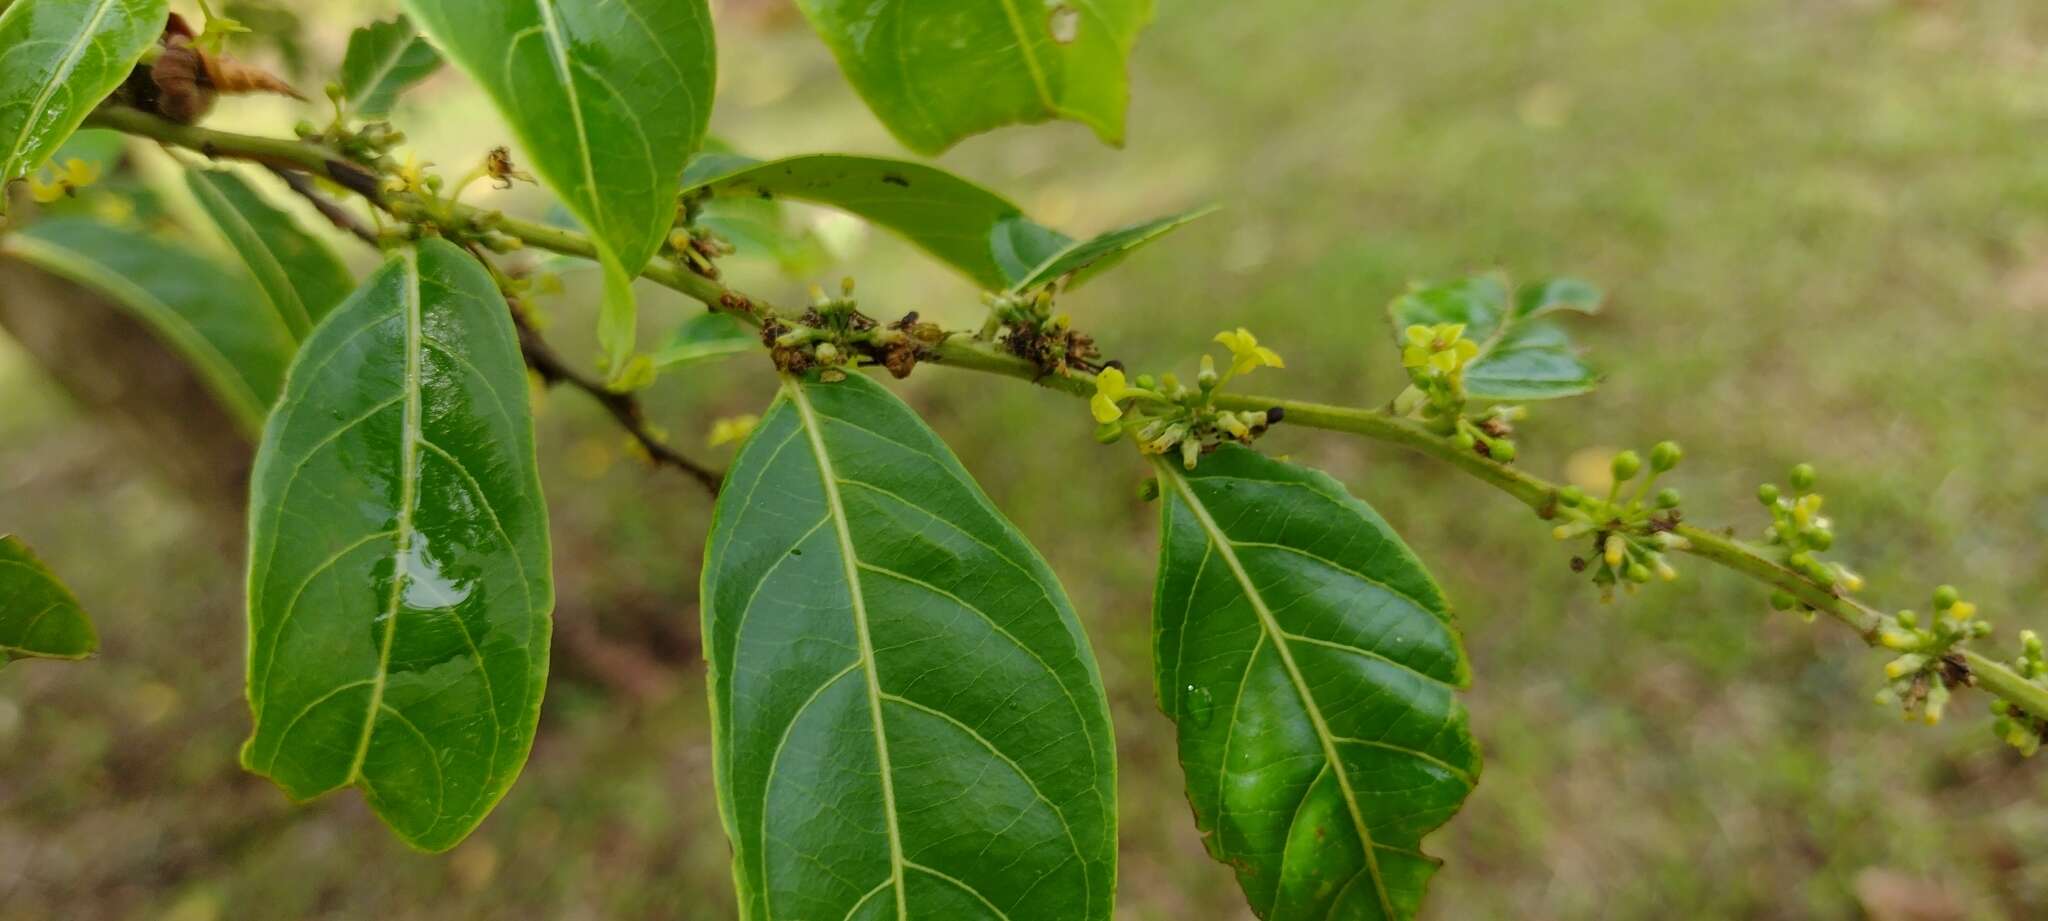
[400,0,716,380]
[0,534,97,665]
[0,0,167,209]
[648,310,754,370]
[795,0,1153,153]
[1152,445,1479,921]
[685,153,1200,293]
[337,15,441,120]
[241,238,552,852]
[703,373,1116,920]
[1007,205,1213,292]
[185,166,355,339]
[1,216,296,432]
[1388,275,1601,401]
[685,153,1067,291]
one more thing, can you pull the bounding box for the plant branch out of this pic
[92,105,2048,725]
[166,111,726,497]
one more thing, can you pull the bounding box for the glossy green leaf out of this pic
[795,0,1152,153]
[1007,205,1212,292]
[241,238,552,852]
[400,0,715,379]
[0,534,97,665]
[338,15,441,119]
[649,310,754,370]
[1388,275,1601,401]
[0,0,166,209]
[1153,445,1479,921]
[186,166,355,339]
[703,373,1116,920]
[685,153,1067,291]
[1,216,295,432]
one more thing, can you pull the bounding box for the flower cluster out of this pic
[1757,463,1863,594]
[1391,323,1521,460]
[985,289,1098,376]
[1090,329,1285,468]
[1868,586,1992,726]
[1991,631,2047,756]
[1549,442,1687,600]
[764,279,944,382]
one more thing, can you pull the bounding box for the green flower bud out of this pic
[1803,528,1833,551]
[1757,483,1780,506]
[1490,440,1517,462]
[1611,450,1642,482]
[1769,591,1797,611]
[2022,630,2042,658]
[1655,488,1682,509]
[1932,585,1959,610]
[1790,463,1817,492]
[1650,441,1682,471]
[1454,431,1477,450]
[813,342,840,365]
[1626,562,1651,584]
[1558,486,1586,507]
[1135,374,1157,389]
[1197,354,1219,390]
[1897,610,1918,629]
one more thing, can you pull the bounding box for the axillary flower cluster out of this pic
[1992,632,2048,755]
[1089,327,1286,468]
[1548,442,1689,600]
[1393,322,1521,461]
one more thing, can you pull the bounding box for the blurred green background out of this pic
[5,0,2048,918]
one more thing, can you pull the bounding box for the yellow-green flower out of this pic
[1214,327,1284,376]
[707,414,759,447]
[1091,366,1129,423]
[1401,323,1479,375]
[27,158,101,203]
[384,151,434,195]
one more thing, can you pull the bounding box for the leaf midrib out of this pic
[2,0,118,180]
[346,246,425,785]
[1158,461,1398,920]
[349,22,422,113]
[787,379,909,921]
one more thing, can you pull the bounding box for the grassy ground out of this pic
[5,0,2048,918]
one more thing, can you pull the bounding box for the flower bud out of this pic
[1604,534,1625,567]
[1626,562,1651,584]
[1897,610,1918,629]
[1655,488,1682,509]
[1654,559,1678,582]
[1650,441,1682,471]
[1135,374,1157,390]
[1932,585,1959,610]
[813,342,840,365]
[1757,483,1780,506]
[1884,654,1928,680]
[1769,591,1797,611]
[1611,450,1641,482]
[2022,630,2042,658]
[1946,601,1976,621]
[1489,440,1517,462]
[1197,355,1219,390]
[1789,463,1816,492]
[1802,528,1833,551]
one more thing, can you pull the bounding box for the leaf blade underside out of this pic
[0,534,98,665]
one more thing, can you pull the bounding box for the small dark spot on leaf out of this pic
[882,173,910,187]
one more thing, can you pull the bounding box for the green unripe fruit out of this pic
[1769,591,1797,610]
[1655,488,1682,509]
[1804,528,1833,551]
[1454,431,1477,450]
[1932,585,1959,610]
[1490,440,1517,462]
[1757,483,1780,506]
[1650,441,1682,471]
[1611,450,1642,482]
[1790,463,1817,492]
